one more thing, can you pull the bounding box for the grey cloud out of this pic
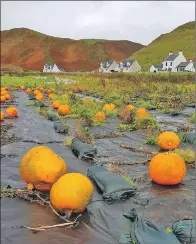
[1,1,195,45]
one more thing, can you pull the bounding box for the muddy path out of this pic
[1,92,195,244]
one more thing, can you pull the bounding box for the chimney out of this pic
[169,51,173,55]
[179,50,183,55]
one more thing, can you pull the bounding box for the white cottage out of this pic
[43,63,65,73]
[99,60,118,73]
[118,60,141,72]
[176,60,195,72]
[162,50,187,72]
[150,64,163,72]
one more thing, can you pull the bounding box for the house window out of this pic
[170,62,172,66]
[166,62,167,66]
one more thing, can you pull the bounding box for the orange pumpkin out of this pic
[6,107,18,117]
[20,146,67,191]
[46,89,52,94]
[126,104,135,111]
[26,88,32,94]
[136,108,149,118]
[35,93,43,101]
[48,93,56,100]
[50,173,94,213]
[34,89,40,96]
[0,96,6,103]
[52,100,61,109]
[149,153,186,185]
[5,93,11,100]
[1,90,7,96]
[157,131,180,150]
[103,103,115,111]
[58,104,71,116]
[95,111,106,121]
[0,111,4,121]
[20,85,25,90]
[62,94,68,100]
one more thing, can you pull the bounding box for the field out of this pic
[1,73,195,243]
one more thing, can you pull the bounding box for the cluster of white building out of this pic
[150,50,195,73]
[42,50,195,73]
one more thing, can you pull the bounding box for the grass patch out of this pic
[175,148,195,164]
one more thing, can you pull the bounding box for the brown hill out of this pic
[1,28,144,71]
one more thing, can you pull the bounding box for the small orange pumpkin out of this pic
[6,107,18,117]
[62,94,68,100]
[157,131,180,150]
[26,88,32,94]
[34,90,40,96]
[149,153,186,185]
[20,85,25,90]
[58,104,71,116]
[0,96,6,103]
[50,173,94,213]
[126,104,135,111]
[0,111,4,121]
[20,146,67,191]
[5,93,11,100]
[95,111,106,121]
[103,103,115,111]
[136,108,149,118]
[1,90,7,96]
[35,93,43,101]
[52,100,61,109]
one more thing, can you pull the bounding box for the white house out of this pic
[118,60,141,72]
[162,50,187,72]
[150,50,187,72]
[99,60,118,73]
[176,60,195,72]
[43,63,65,73]
[150,64,163,73]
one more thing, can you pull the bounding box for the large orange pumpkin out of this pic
[20,146,67,191]
[149,153,186,185]
[95,111,106,121]
[136,108,149,118]
[0,111,4,121]
[58,104,71,116]
[50,173,94,213]
[6,107,18,117]
[157,131,180,150]
[52,100,61,109]
[26,88,32,94]
[0,96,6,103]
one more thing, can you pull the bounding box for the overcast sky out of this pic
[1,1,195,45]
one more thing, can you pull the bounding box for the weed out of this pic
[118,123,137,131]
[175,148,195,164]
[188,112,196,124]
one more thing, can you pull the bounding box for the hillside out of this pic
[0,28,144,71]
[129,21,195,71]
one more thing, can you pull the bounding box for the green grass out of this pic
[129,21,195,71]
[188,112,196,123]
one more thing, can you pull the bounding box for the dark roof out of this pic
[153,64,163,69]
[176,62,189,68]
[101,60,114,68]
[120,60,135,67]
[164,53,179,62]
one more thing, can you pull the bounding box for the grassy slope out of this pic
[128,21,195,71]
[1,28,144,71]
